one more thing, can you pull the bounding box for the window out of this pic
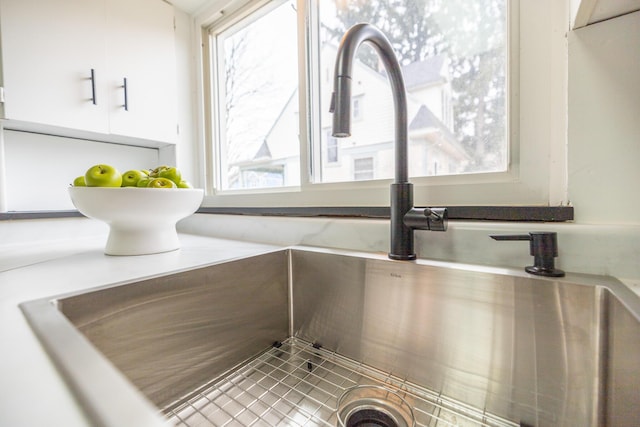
[209,0,300,191]
[313,0,507,184]
[326,130,339,164]
[352,96,363,121]
[353,157,374,181]
[198,0,568,208]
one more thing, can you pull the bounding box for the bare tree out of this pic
[222,31,274,164]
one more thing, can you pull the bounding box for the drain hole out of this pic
[337,385,415,427]
[346,408,397,427]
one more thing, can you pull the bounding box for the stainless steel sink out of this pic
[21,247,640,426]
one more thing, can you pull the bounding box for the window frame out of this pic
[193,0,569,210]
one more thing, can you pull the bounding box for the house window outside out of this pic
[326,130,339,164]
[353,157,374,181]
[352,96,363,121]
[241,167,285,188]
[210,0,300,191]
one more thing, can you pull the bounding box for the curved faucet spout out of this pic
[330,23,408,184]
[330,23,447,260]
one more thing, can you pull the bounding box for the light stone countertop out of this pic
[0,230,282,427]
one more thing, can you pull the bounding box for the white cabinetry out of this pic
[0,0,109,134]
[105,0,177,144]
[0,0,177,146]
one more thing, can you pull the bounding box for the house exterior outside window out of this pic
[198,0,568,209]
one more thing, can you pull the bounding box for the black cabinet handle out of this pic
[123,77,128,111]
[90,68,97,105]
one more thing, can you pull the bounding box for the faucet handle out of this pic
[490,232,565,277]
[404,207,448,232]
[423,208,448,232]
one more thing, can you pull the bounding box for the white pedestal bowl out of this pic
[69,187,204,255]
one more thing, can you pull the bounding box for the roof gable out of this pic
[401,55,447,89]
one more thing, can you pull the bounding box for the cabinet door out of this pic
[0,0,109,133]
[106,0,177,144]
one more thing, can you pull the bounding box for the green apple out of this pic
[121,170,145,187]
[177,180,192,188]
[157,166,182,186]
[147,177,177,188]
[136,177,153,188]
[149,165,169,177]
[73,176,86,186]
[85,164,122,187]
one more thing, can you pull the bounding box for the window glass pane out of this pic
[215,0,299,190]
[314,0,507,183]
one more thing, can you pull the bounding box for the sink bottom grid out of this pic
[164,338,517,427]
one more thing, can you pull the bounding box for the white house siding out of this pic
[318,45,457,182]
[262,92,301,187]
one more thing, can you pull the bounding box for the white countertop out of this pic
[0,230,282,427]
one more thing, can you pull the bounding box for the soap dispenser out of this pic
[490,232,565,277]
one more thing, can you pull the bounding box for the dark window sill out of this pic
[197,206,574,222]
[0,206,573,222]
[0,210,85,220]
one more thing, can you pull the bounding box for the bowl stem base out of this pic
[105,226,180,256]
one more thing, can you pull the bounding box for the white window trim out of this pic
[193,0,568,208]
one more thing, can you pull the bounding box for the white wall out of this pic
[3,130,158,211]
[567,11,640,224]
[173,8,202,189]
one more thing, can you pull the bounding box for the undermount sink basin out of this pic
[20,247,640,426]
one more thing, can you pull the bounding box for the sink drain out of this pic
[342,407,398,427]
[337,385,415,427]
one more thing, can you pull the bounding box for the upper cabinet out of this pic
[571,0,640,29]
[0,0,109,134]
[105,0,177,144]
[0,0,177,147]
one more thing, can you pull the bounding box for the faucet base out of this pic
[389,253,417,261]
[389,183,415,260]
[525,265,565,277]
